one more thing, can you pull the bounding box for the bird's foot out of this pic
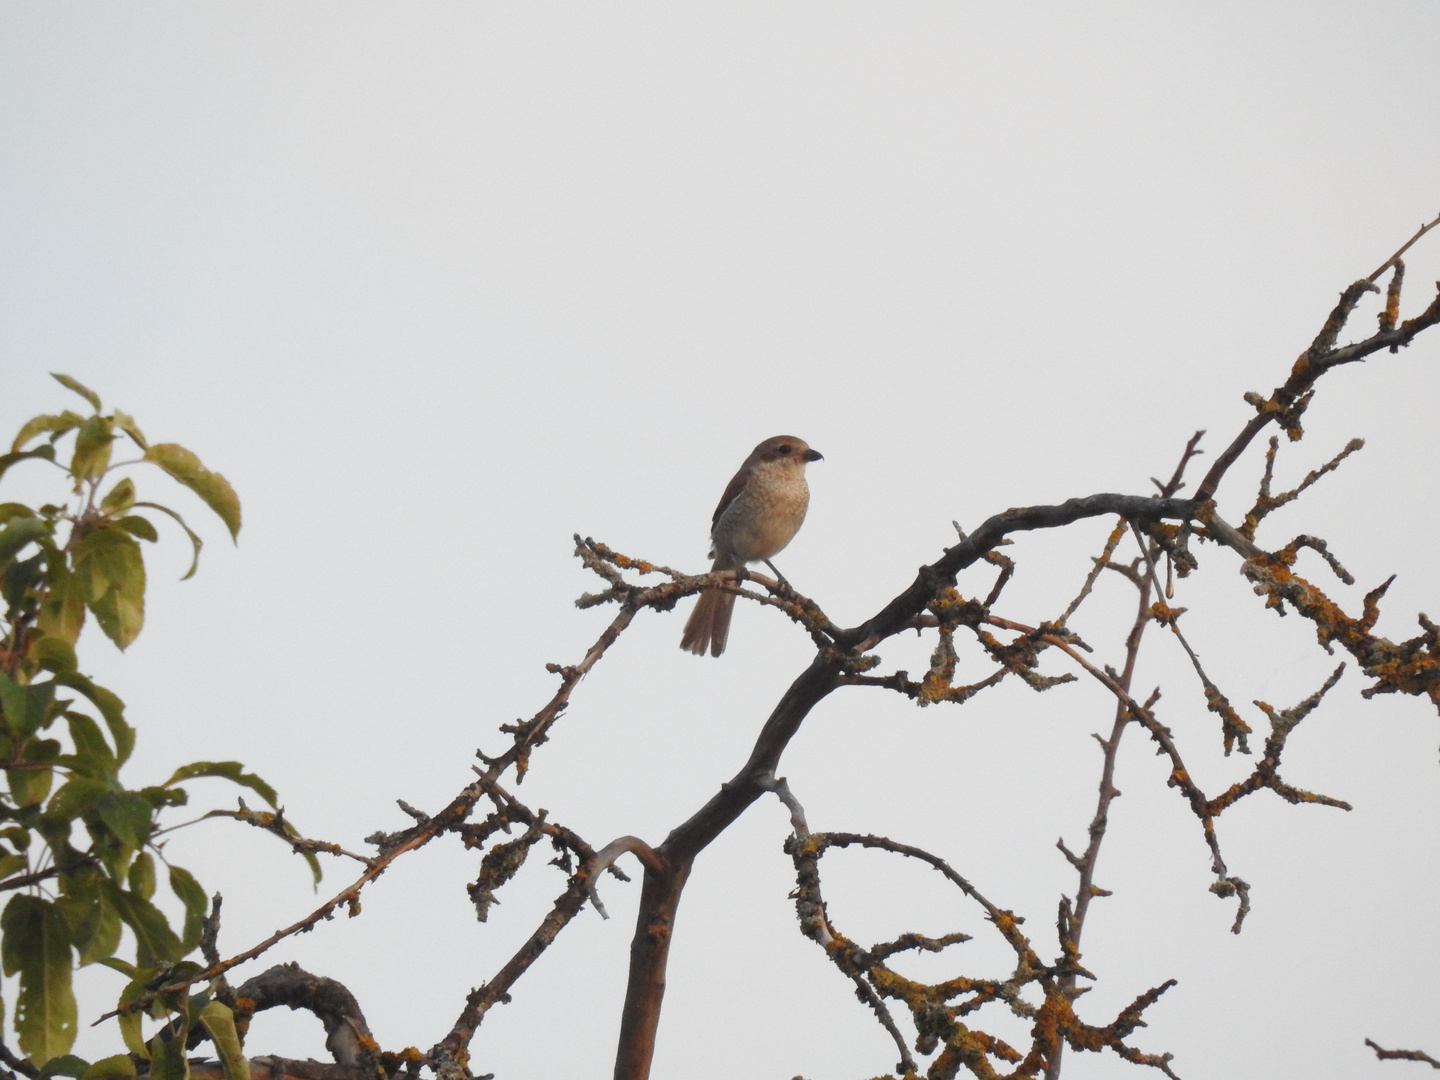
[763,560,793,591]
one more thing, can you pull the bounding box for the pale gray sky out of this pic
[3,4,1439,1078]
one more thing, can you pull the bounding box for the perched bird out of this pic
[680,435,823,657]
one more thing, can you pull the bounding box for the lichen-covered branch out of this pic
[232,964,381,1073]
[786,831,1181,1079]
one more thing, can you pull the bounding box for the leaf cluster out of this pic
[0,376,284,1076]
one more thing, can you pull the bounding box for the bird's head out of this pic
[751,435,823,466]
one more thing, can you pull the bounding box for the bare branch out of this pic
[1241,437,1364,541]
[0,1039,38,1080]
[1047,552,1157,1080]
[1204,665,1352,815]
[233,964,380,1072]
[870,931,973,962]
[1380,260,1406,334]
[1129,521,1253,755]
[787,830,1181,1078]
[1193,222,1440,507]
[756,772,810,837]
[430,854,606,1077]
[217,801,375,866]
[1366,1038,1440,1069]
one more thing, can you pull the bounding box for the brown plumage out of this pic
[680,435,823,657]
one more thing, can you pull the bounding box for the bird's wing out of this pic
[711,464,751,527]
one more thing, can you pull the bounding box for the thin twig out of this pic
[102,581,650,1023]
[1128,521,1252,755]
[1058,520,1128,626]
[1046,543,1156,1080]
[1367,213,1440,282]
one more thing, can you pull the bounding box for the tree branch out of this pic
[1366,1038,1440,1069]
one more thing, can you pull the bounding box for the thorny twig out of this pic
[988,609,1349,929]
[1048,581,1157,1077]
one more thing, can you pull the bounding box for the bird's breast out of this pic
[711,464,810,564]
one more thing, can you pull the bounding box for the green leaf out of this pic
[117,1010,146,1060]
[129,503,201,580]
[94,792,153,852]
[0,672,58,741]
[0,446,57,483]
[148,1031,187,1080]
[50,375,101,413]
[70,417,115,483]
[99,479,135,515]
[137,786,187,810]
[167,867,207,953]
[60,712,116,778]
[0,502,39,524]
[55,860,101,895]
[8,753,57,807]
[76,901,122,967]
[54,888,121,968]
[113,967,156,1058]
[110,411,148,452]
[44,777,111,823]
[118,1014,145,1061]
[38,1054,89,1078]
[3,442,59,475]
[11,412,84,453]
[29,636,77,675]
[164,763,277,809]
[0,852,27,881]
[37,564,86,648]
[106,884,184,967]
[71,526,145,649]
[0,515,51,564]
[30,820,74,870]
[70,526,126,603]
[127,852,156,902]
[1,895,78,1064]
[1,894,35,975]
[142,445,241,541]
[114,516,158,543]
[161,964,204,1013]
[81,1056,137,1080]
[199,1001,250,1080]
[51,673,131,764]
[3,553,45,618]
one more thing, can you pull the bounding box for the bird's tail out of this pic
[680,585,736,657]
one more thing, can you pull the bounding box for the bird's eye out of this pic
[778,445,792,454]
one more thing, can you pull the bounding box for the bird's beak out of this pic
[804,449,824,462]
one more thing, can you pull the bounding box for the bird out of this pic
[680,435,823,657]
